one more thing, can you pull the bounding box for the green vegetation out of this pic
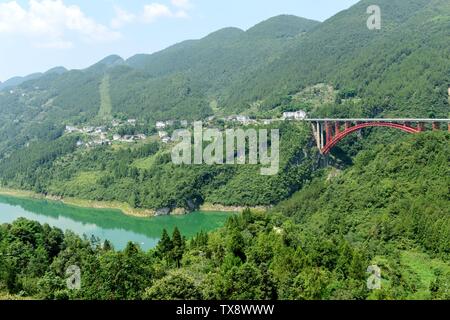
[0,123,317,211]
[0,0,448,300]
[0,132,448,300]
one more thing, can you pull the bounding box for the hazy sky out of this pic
[0,0,359,81]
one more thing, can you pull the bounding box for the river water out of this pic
[0,195,231,251]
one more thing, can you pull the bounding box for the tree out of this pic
[171,227,185,267]
[156,229,172,259]
[143,271,202,300]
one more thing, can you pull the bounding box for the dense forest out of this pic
[0,123,317,211]
[0,133,448,300]
[1,0,450,156]
[0,0,449,300]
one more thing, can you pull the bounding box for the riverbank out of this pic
[200,203,268,213]
[0,188,264,218]
[0,188,155,218]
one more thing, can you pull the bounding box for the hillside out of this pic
[0,0,449,210]
[0,132,448,300]
[0,1,448,158]
[225,0,450,118]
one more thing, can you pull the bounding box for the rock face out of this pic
[155,208,171,216]
[171,208,187,215]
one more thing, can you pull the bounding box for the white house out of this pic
[127,119,137,125]
[113,134,121,141]
[156,121,166,129]
[283,110,307,120]
[65,125,78,133]
[95,127,106,134]
[83,126,94,133]
[236,115,250,123]
[161,136,171,144]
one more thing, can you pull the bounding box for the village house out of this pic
[121,135,135,143]
[283,110,307,120]
[156,121,166,129]
[161,136,171,144]
[65,125,80,133]
[83,126,94,133]
[95,127,107,134]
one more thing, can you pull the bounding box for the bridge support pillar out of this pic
[335,121,341,135]
[325,121,333,144]
[417,122,425,132]
[345,121,351,130]
[432,122,440,131]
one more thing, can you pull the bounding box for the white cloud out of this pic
[142,3,174,23]
[111,6,136,29]
[0,0,120,48]
[109,2,191,27]
[34,40,73,49]
[171,0,191,9]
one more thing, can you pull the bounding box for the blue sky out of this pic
[0,0,359,81]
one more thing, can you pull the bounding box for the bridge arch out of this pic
[321,122,419,154]
[308,118,449,155]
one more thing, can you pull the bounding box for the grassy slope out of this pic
[98,75,112,120]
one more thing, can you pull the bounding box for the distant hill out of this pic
[0,67,67,91]
[0,1,449,155]
[0,73,43,91]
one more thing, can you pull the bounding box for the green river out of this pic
[0,195,231,251]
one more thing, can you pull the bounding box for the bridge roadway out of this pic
[303,118,450,122]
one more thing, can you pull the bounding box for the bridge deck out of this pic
[304,119,450,122]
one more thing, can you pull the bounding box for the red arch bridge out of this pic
[305,119,450,155]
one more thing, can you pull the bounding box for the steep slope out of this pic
[0,1,449,167]
[1,133,448,300]
[225,0,450,117]
[0,15,319,154]
[274,131,450,258]
[109,16,320,121]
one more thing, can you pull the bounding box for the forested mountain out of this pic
[1,0,449,148]
[0,0,449,207]
[0,133,448,300]
[0,67,67,91]
[226,0,450,117]
[0,0,449,301]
